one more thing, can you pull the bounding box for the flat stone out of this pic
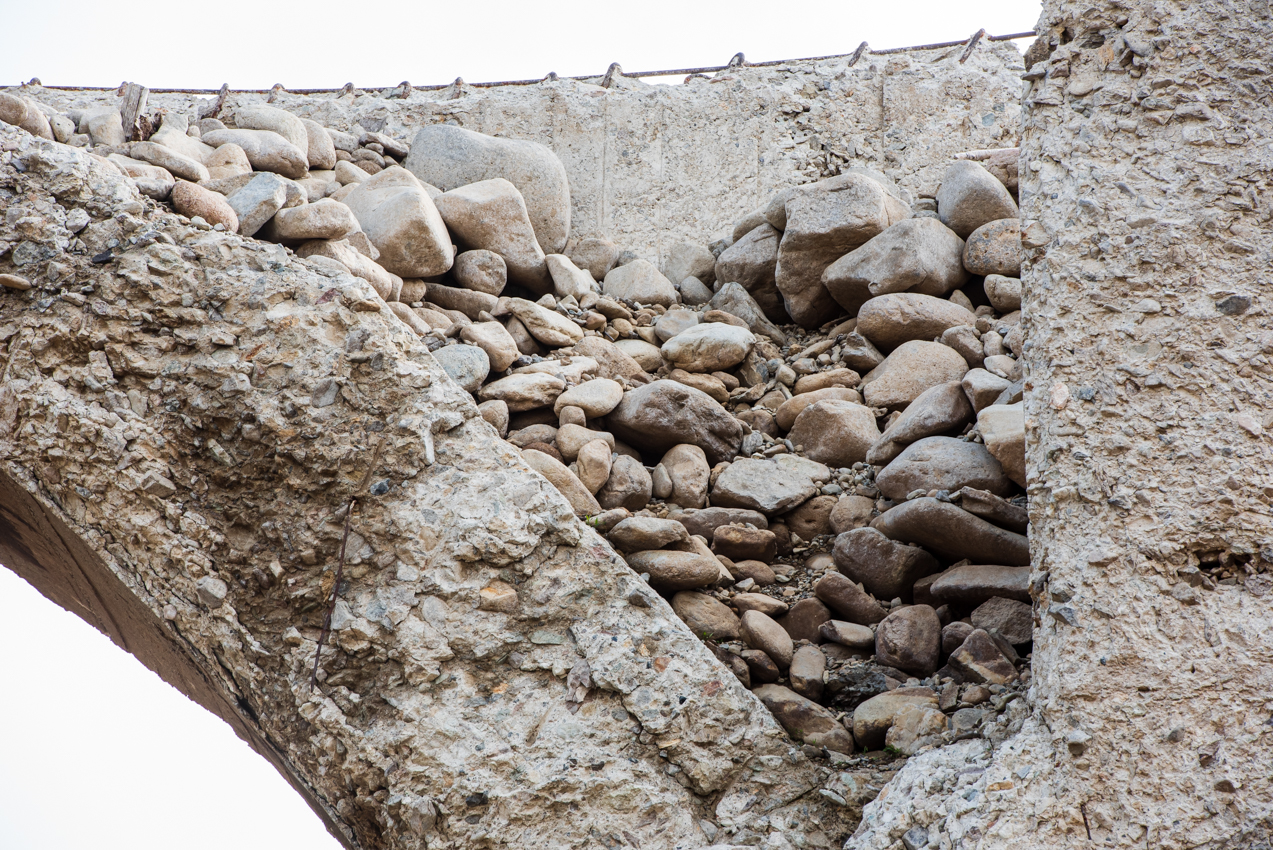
[405,124,570,254]
[875,604,942,676]
[857,293,977,352]
[935,160,1019,238]
[852,687,938,751]
[732,593,789,617]
[713,525,777,563]
[823,218,968,312]
[552,378,624,418]
[608,517,690,553]
[430,285,498,320]
[608,380,742,465]
[754,684,855,753]
[713,224,789,323]
[775,387,863,431]
[432,344,489,393]
[875,437,1014,501]
[775,174,910,327]
[963,218,1021,277]
[626,550,719,591]
[225,172,288,237]
[789,645,827,701]
[202,128,308,179]
[454,250,508,296]
[522,448,600,516]
[661,322,754,373]
[977,403,1026,488]
[671,591,741,641]
[957,487,1028,534]
[814,572,888,625]
[603,259,679,307]
[674,507,768,540]
[435,179,551,293]
[861,341,969,411]
[740,610,794,668]
[596,455,652,511]
[129,141,209,183]
[792,368,861,396]
[948,628,1018,685]
[971,596,1033,644]
[711,455,831,515]
[341,167,453,278]
[777,598,832,644]
[872,498,1030,566]
[929,564,1032,606]
[833,527,940,603]
[819,620,876,649]
[478,372,566,412]
[727,559,775,586]
[506,297,584,348]
[787,400,880,469]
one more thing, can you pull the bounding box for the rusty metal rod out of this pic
[21,31,1036,95]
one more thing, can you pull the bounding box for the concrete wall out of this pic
[20,40,1025,264]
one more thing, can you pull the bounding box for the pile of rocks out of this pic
[0,89,1032,763]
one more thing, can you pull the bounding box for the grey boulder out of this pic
[875,436,1015,501]
[434,178,552,293]
[822,218,968,314]
[607,380,742,465]
[935,160,1019,238]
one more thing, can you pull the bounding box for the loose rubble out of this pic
[1,86,1032,784]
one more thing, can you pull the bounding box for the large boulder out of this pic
[871,498,1030,566]
[874,437,1015,501]
[714,224,789,322]
[930,565,1031,606]
[603,260,679,307]
[813,572,889,625]
[404,124,570,253]
[233,104,309,158]
[774,173,911,327]
[658,444,710,509]
[860,341,968,410]
[853,687,938,751]
[708,283,787,344]
[935,161,1019,238]
[607,381,742,465]
[963,218,1022,277]
[341,167,454,278]
[0,92,54,139]
[754,685,856,753]
[822,218,968,313]
[775,387,863,432]
[786,400,880,468]
[856,293,977,352]
[833,527,940,602]
[711,455,831,515]
[977,403,1026,487]
[867,381,974,464]
[662,241,716,286]
[875,605,942,676]
[660,323,755,373]
[434,179,552,293]
[202,128,308,179]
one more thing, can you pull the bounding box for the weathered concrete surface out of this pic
[14,40,1023,265]
[0,127,871,849]
[850,3,1273,848]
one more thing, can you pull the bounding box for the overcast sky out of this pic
[0,2,1040,848]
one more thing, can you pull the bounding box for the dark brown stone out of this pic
[713,525,777,562]
[947,628,1017,685]
[814,572,888,625]
[741,649,781,683]
[942,621,975,656]
[833,527,941,603]
[971,596,1033,644]
[777,598,833,644]
[957,487,1029,534]
[674,507,768,540]
[729,559,776,586]
[929,564,1031,605]
[789,645,827,701]
[870,498,1030,566]
[753,684,855,753]
[875,605,942,676]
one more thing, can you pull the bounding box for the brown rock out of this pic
[833,527,940,603]
[625,550,720,592]
[853,687,938,751]
[792,368,861,396]
[861,341,969,411]
[777,598,832,644]
[453,249,508,295]
[459,321,519,372]
[741,649,782,684]
[171,180,238,231]
[434,178,551,293]
[875,605,942,676]
[566,336,652,385]
[783,495,836,540]
[962,218,1021,277]
[775,387,864,431]
[814,572,888,625]
[740,610,794,668]
[872,498,1030,566]
[710,455,831,515]
[875,437,1014,501]
[754,684,855,753]
[935,161,1019,238]
[942,621,975,656]
[596,455,652,511]
[656,444,710,509]
[728,560,776,586]
[857,293,977,352]
[820,620,876,649]
[868,381,974,466]
[789,645,827,701]
[971,597,1033,644]
[607,380,742,465]
[822,217,968,310]
[788,400,881,469]
[830,495,876,534]
[608,517,689,553]
[521,448,600,516]
[674,507,768,541]
[957,487,1028,534]
[929,564,1031,606]
[947,628,1018,685]
[713,525,777,563]
[713,224,788,322]
[671,591,742,641]
[732,592,789,617]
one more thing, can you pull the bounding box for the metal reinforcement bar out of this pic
[22,30,1036,95]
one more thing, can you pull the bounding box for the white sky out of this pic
[0,2,1041,848]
